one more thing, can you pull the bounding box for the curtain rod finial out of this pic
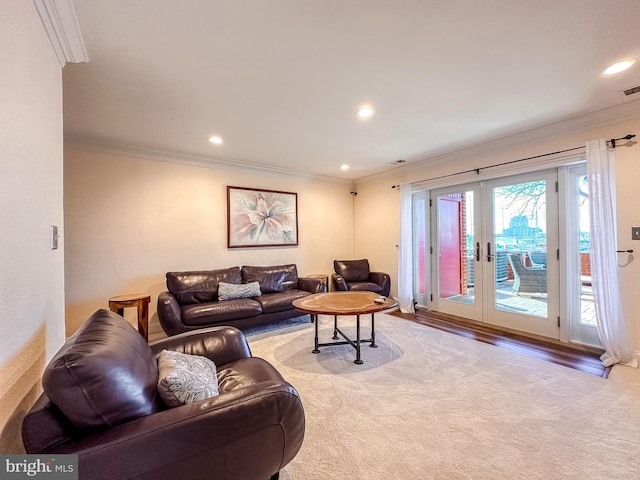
[609,134,636,148]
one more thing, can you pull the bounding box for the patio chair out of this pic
[507,253,547,295]
[527,251,547,268]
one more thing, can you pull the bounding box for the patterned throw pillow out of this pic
[157,350,219,408]
[217,281,261,301]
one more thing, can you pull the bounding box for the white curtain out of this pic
[398,182,415,313]
[586,139,637,367]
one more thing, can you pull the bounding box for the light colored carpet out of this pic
[246,314,640,480]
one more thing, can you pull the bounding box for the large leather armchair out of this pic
[22,309,304,480]
[332,259,391,297]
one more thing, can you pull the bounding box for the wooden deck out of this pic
[445,280,596,326]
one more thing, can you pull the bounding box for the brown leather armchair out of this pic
[22,309,304,480]
[332,259,391,297]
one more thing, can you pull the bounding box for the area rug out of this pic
[245,313,640,479]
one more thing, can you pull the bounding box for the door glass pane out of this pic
[437,191,474,304]
[493,181,548,318]
[577,175,596,326]
[414,198,427,295]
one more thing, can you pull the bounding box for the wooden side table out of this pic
[109,293,151,341]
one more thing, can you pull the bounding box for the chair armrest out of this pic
[331,274,348,291]
[150,326,252,366]
[157,291,186,336]
[297,277,325,293]
[22,394,78,454]
[45,380,305,480]
[369,272,391,297]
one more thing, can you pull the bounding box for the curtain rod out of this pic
[391,134,636,189]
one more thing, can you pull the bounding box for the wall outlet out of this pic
[632,227,640,240]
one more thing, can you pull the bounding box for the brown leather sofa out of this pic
[332,259,391,297]
[157,263,325,336]
[22,309,305,480]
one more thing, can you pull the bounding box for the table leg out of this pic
[332,315,339,340]
[370,313,377,348]
[312,314,320,354]
[137,301,149,341]
[354,314,363,364]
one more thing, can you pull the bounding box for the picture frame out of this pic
[227,186,299,248]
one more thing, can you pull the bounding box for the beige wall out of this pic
[352,183,399,289]
[354,114,640,351]
[0,0,65,453]
[64,149,355,334]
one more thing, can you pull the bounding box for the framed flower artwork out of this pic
[227,186,298,248]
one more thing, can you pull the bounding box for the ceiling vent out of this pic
[621,85,640,96]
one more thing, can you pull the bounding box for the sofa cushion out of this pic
[182,298,262,326]
[218,281,261,301]
[255,290,312,314]
[42,309,161,429]
[346,281,383,294]
[167,267,242,305]
[334,259,370,282]
[157,350,220,407]
[241,264,299,294]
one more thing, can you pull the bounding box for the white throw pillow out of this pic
[218,281,261,301]
[157,349,219,407]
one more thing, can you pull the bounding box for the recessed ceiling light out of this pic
[339,164,350,170]
[603,59,637,75]
[207,135,223,144]
[355,106,374,119]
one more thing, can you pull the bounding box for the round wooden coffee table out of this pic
[292,291,397,364]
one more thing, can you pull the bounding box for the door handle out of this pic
[487,242,492,262]
[475,242,481,262]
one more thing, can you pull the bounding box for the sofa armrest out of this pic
[369,272,391,297]
[331,273,348,292]
[157,291,185,336]
[43,380,305,480]
[297,277,325,293]
[150,326,252,366]
[22,394,79,454]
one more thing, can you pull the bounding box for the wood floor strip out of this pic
[391,309,610,378]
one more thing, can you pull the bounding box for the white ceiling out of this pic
[63,0,640,181]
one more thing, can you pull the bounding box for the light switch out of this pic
[51,225,59,250]
[632,227,640,240]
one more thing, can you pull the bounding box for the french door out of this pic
[430,171,560,339]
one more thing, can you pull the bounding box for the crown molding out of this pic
[34,0,89,66]
[64,135,354,188]
[355,99,640,187]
